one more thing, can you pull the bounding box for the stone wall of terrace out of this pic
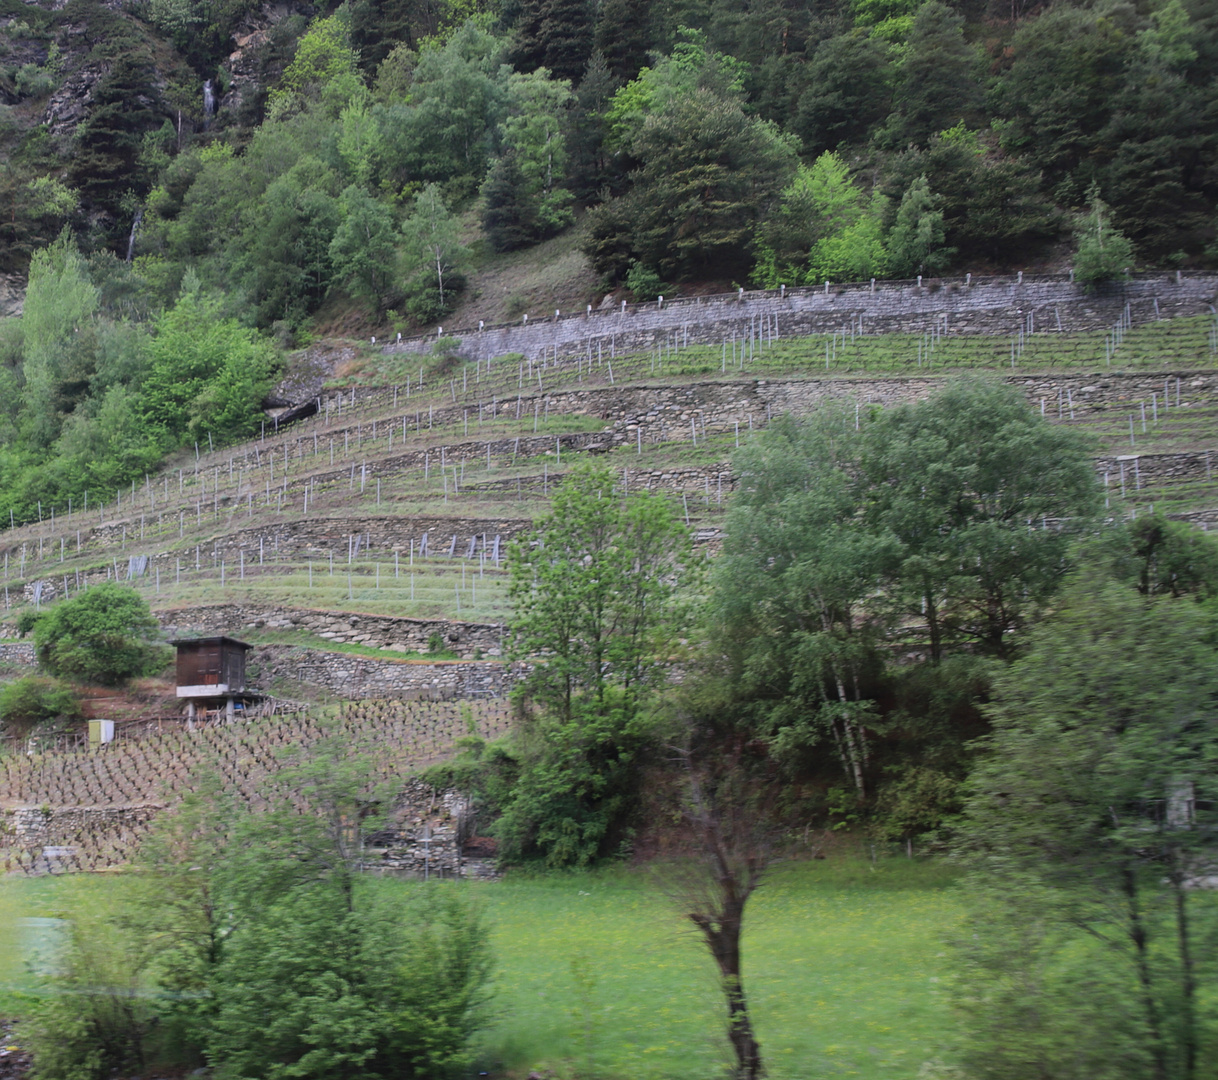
[387,272,1218,363]
[157,602,506,659]
[249,643,523,700]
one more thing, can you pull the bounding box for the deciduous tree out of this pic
[1073,185,1135,286]
[33,582,168,686]
[864,377,1101,660]
[400,183,468,323]
[955,575,1218,1080]
[500,462,691,864]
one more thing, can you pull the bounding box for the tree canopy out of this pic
[32,582,169,686]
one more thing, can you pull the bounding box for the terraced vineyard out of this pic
[0,697,512,872]
[1,300,1218,875]
[0,314,1216,638]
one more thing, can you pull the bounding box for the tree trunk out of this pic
[828,662,865,799]
[924,591,942,664]
[1123,865,1168,1080]
[691,900,764,1080]
[1171,854,1197,1080]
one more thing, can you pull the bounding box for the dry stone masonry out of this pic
[389,272,1218,365]
[159,602,505,658]
[250,644,524,700]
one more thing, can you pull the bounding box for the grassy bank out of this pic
[0,857,963,1079]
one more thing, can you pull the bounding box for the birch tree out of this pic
[400,182,468,323]
[711,409,898,799]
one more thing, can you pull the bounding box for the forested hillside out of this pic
[3,0,1217,298]
[0,0,1214,533]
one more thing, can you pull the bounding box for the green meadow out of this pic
[0,858,963,1079]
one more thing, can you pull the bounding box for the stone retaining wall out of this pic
[389,272,1218,363]
[4,369,1215,566]
[365,779,488,877]
[1,371,1216,606]
[259,370,1218,472]
[158,602,506,659]
[1,781,495,877]
[250,643,524,699]
[0,642,35,666]
[1,803,166,871]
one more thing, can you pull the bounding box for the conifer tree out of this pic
[509,0,595,83]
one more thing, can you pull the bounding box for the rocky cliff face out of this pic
[0,0,313,277]
[0,274,24,317]
[220,2,314,126]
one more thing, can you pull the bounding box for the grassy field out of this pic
[0,857,964,1079]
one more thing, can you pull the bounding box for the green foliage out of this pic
[1073,185,1136,286]
[23,895,157,1080]
[480,151,536,253]
[213,737,492,1080]
[989,0,1215,257]
[602,28,747,152]
[882,1,982,148]
[20,231,99,449]
[795,33,892,156]
[955,576,1218,1079]
[484,68,574,247]
[401,183,468,322]
[586,76,796,282]
[623,260,663,301]
[708,407,894,797]
[26,736,495,1080]
[328,185,400,308]
[594,0,656,82]
[881,130,1060,267]
[68,49,165,231]
[509,0,594,83]
[141,285,277,444]
[270,9,364,118]
[13,60,55,98]
[871,765,963,843]
[15,610,43,637]
[864,377,1101,659]
[706,379,1099,806]
[1103,513,1218,599]
[567,49,618,202]
[885,175,949,279]
[7,0,1218,295]
[33,582,168,685]
[381,21,508,192]
[507,462,691,728]
[0,674,81,728]
[754,153,889,288]
[208,881,491,1080]
[501,462,692,865]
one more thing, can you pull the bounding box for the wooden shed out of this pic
[172,636,252,699]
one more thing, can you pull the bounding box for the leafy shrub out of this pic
[16,609,43,637]
[23,903,154,1080]
[624,261,664,302]
[33,582,170,685]
[208,881,492,1080]
[402,269,466,326]
[14,62,54,97]
[30,735,496,1080]
[0,674,80,729]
